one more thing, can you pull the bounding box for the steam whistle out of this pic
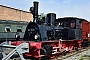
[30,1,39,22]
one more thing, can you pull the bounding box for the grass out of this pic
[79,57,83,60]
[79,55,90,60]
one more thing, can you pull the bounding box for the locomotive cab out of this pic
[56,17,82,40]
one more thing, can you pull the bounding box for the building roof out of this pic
[0,4,30,13]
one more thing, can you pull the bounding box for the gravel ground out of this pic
[58,48,90,60]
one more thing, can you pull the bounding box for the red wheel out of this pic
[50,55,56,59]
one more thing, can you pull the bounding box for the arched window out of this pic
[17,26,22,32]
[5,25,11,32]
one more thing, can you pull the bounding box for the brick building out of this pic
[0,5,33,22]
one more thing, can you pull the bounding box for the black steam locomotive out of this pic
[5,1,89,59]
[23,2,82,41]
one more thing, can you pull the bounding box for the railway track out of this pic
[3,46,90,60]
[51,46,90,60]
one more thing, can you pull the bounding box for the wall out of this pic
[0,5,33,22]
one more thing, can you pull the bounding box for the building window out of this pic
[5,25,11,32]
[17,26,22,32]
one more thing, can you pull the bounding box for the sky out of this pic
[0,0,90,21]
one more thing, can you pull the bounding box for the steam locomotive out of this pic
[9,1,90,59]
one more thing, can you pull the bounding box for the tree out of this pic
[38,13,45,20]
